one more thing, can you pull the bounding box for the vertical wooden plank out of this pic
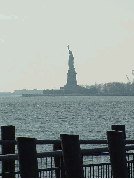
[107,130,128,178]
[17,137,39,178]
[60,134,84,178]
[1,125,15,178]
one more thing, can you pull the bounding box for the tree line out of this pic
[80,82,134,96]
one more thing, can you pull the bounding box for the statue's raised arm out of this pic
[67,45,69,50]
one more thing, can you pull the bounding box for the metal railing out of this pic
[0,140,134,177]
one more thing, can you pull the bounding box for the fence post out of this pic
[1,125,15,178]
[111,125,131,176]
[53,143,65,178]
[107,130,128,178]
[111,124,126,139]
[60,134,84,178]
[17,137,39,178]
[133,154,134,178]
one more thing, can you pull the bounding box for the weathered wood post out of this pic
[60,134,84,178]
[1,125,15,178]
[111,125,126,139]
[111,125,131,176]
[53,143,65,178]
[107,130,128,178]
[17,137,39,178]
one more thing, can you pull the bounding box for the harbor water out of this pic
[0,95,134,153]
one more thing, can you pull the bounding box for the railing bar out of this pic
[85,167,86,178]
[103,165,104,178]
[133,155,134,178]
[51,156,53,178]
[88,167,89,178]
[95,166,97,178]
[129,163,131,178]
[0,160,132,172]
[106,164,108,178]
[92,165,94,178]
[132,159,134,178]
[1,139,134,145]
[98,165,99,178]
[87,167,88,178]
[43,167,44,178]
[90,166,91,178]
[83,163,111,167]
[128,162,130,178]
[41,158,43,171]
[38,167,61,172]
[129,162,131,178]
[101,164,102,178]
[132,160,133,178]
[108,164,109,178]
[0,139,108,145]
[1,150,134,161]
[130,162,132,178]
[131,162,132,178]
[46,157,47,177]
[131,163,133,178]
[1,146,134,178]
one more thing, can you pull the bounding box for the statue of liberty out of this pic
[67,45,74,70]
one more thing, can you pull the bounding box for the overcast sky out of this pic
[0,0,134,92]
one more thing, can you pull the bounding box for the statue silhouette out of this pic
[67,46,74,70]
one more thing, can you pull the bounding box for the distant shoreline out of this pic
[22,94,134,97]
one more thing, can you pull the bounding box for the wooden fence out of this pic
[0,125,134,177]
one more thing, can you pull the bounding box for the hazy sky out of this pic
[0,0,134,92]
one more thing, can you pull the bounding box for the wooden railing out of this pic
[0,125,134,178]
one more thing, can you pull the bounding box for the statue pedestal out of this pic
[67,69,77,85]
[64,68,77,90]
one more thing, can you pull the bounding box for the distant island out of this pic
[20,81,134,97]
[14,46,134,97]
[42,82,134,96]
[79,82,134,96]
[43,46,134,96]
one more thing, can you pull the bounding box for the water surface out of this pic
[0,95,134,152]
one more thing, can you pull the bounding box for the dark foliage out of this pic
[80,82,134,96]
